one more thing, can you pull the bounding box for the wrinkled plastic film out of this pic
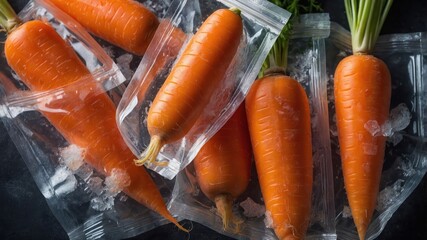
[168,13,336,240]
[116,0,291,179]
[328,23,427,240]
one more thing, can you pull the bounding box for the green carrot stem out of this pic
[0,0,20,33]
[345,0,393,54]
[258,0,321,78]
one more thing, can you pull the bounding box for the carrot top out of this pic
[345,0,393,54]
[259,0,321,77]
[0,0,20,33]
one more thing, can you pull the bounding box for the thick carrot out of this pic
[244,1,320,239]
[0,2,186,231]
[246,74,313,240]
[135,8,243,166]
[334,1,393,239]
[193,103,252,230]
[47,0,159,55]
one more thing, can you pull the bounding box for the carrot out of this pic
[47,0,159,55]
[246,74,313,240]
[193,103,252,230]
[245,1,321,239]
[334,1,393,239]
[135,8,243,166]
[0,1,186,232]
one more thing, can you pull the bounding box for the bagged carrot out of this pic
[328,15,427,240]
[0,1,187,239]
[168,13,336,240]
[116,0,291,179]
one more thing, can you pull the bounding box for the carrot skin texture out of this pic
[4,20,185,231]
[245,75,313,240]
[48,0,159,55]
[334,54,391,239]
[139,9,243,164]
[193,103,252,228]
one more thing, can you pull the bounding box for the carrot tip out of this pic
[134,135,166,166]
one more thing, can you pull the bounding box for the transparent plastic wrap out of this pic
[327,23,427,240]
[0,1,183,239]
[168,13,337,240]
[116,0,291,179]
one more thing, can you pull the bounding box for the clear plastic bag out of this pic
[0,1,182,239]
[168,13,337,240]
[327,22,427,240]
[116,0,291,179]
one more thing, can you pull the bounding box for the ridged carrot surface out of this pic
[246,74,313,240]
[136,8,243,166]
[193,103,252,229]
[48,0,159,55]
[4,19,185,231]
[334,1,393,239]
[334,54,391,238]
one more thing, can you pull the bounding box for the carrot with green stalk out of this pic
[245,1,320,239]
[334,1,393,239]
[0,0,187,231]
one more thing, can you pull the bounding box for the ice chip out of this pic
[387,132,404,146]
[87,177,104,196]
[264,210,274,228]
[90,195,115,211]
[389,103,411,132]
[60,144,85,171]
[116,53,134,81]
[381,121,393,137]
[104,168,131,196]
[54,174,77,196]
[239,197,266,218]
[50,166,73,187]
[364,120,381,136]
[342,205,352,218]
[376,179,404,211]
[75,164,94,181]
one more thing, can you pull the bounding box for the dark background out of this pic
[1,0,426,239]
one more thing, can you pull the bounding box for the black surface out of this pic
[1,0,427,239]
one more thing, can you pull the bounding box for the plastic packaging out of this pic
[0,1,181,239]
[327,22,427,240]
[168,13,337,240]
[116,0,291,179]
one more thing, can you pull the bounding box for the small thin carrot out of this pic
[135,8,243,166]
[193,103,252,230]
[48,0,159,55]
[334,1,393,239]
[0,1,186,231]
[245,1,320,239]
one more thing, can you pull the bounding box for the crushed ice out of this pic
[376,179,404,211]
[239,197,266,218]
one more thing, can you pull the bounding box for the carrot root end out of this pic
[134,135,166,167]
[215,194,243,233]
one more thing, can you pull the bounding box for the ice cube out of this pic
[364,120,381,136]
[90,195,115,211]
[389,103,411,132]
[116,53,134,81]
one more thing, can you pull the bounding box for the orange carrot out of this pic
[193,103,252,230]
[135,8,243,166]
[246,74,313,240]
[244,1,320,239]
[47,0,159,55]
[334,1,393,239]
[0,1,186,231]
